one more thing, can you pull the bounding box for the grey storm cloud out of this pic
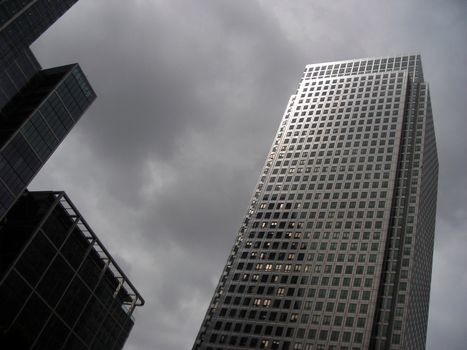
[29,0,467,349]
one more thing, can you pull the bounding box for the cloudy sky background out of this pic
[29,0,466,349]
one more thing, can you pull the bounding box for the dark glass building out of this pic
[0,2,144,349]
[0,0,96,220]
[0,63,96,220]
[0,191,144,349]
[0,0,78,71]
[193,55,438,350]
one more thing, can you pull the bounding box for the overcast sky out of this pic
[29,0,467,349]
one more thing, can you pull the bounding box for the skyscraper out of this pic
[193,54,438,350]
[0,1,144,348]
[0,0,96,220]
[0,63,96,220]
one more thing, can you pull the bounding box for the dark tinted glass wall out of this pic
[0,64,96,220]
[0,0,78,71]
[0,48,40,111]
[0,191,141,350]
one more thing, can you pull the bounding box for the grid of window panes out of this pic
[302,55,423,84]
[0,48,40,111]
[0,64,96,220]
[372,82,437,350]
[0,0,78,71]
[0,191,142,349]
[369,57,437,350]
[194,55,437,350]
[403,90,437,350]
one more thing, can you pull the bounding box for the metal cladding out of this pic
[193,55,438,350]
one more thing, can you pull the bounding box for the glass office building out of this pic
[193,55,438,350]
[0,0,96,220]
[0,63,96,220]
[0,1,144,348]
[0,0,78,71]
[0,191,144,349]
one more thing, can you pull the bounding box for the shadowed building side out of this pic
[0,64,96,221]
[0,191,144,350]
[0,1,96,222]
[1,2,144,349]
[0,0,78,71]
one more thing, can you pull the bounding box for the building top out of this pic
[0,191,145,314]
[0,63,96,148]
[52,191,145,313]
[301,54,423,84]
[0,0,79,70]
[0,64,96,220]
[0,190,144,348]
[304,53,421,68]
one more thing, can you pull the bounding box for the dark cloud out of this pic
[29,0,467,349]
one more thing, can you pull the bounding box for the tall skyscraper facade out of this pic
[193,55,438,350]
